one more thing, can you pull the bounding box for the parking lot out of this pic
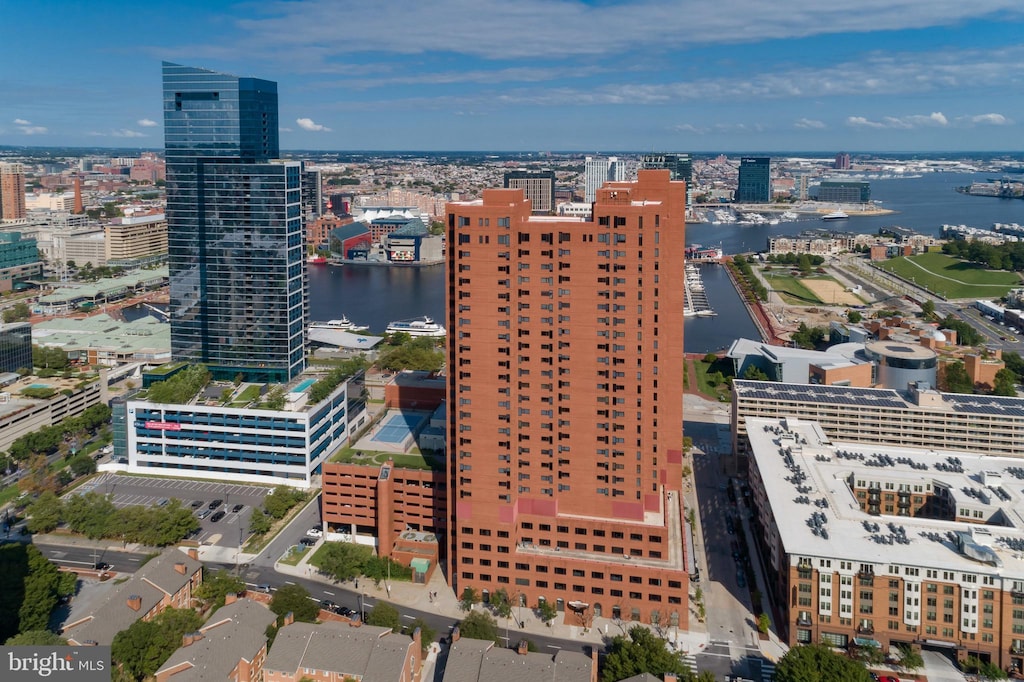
[74,473,272,547]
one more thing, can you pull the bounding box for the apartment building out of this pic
[746,416,1024,673]
[731,379,1024,458]
[444,170,689,625]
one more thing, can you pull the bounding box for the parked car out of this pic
[231,504,244,513]
[157,498,170,507]
[94,561,111,571]
[254,584,272,593]
[191,500,203,508]
[210,510,226,523]
[197,509,212,520]
[321,600,338,611]
[300,537,316,547]
[306,526,323,538]
[337,606,356,618]
[208,499,223,510]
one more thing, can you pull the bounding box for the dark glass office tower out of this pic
[736,156,771,203]
[162,62,306,383]
[639,153,692,184]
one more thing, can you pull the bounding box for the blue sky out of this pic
[2,0,1023,152]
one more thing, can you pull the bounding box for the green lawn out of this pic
[878,252,1021,299]
[762,269,823,304]
[330,446,442,472]
[278,545,310,566]
[692,357,733,402]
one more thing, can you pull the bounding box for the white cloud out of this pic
[296,117,331,132]
[235,0,1024,61]
[968,113,1010,125]
[137,118,158,127]
[795,118,826,129]
[279,127,293,133]
[847,116,887,129]
[13,118,30,125]
[672,123,706,134]
[111,129,146,138]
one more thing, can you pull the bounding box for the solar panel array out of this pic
[735,380,907,409]
[945,394,1024,418]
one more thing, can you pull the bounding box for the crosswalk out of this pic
[680,653,698,676]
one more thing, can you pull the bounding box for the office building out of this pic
[303,168,323,218]
[0,163,27,221]
[105,213,168,266]
[0,232,41,292]
[736,157,771,203]
[503,169,556,214]
[639,153,692,184]
[817,180,871,203]
[746,415,1024,672]
[444,170,689,626]
[163,62,305,383]
[0,322,32,373]
[583,156,625,202]
[834,152,851,170]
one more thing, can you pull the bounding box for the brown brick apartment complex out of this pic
[443,170,689,625]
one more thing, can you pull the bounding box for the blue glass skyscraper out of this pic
[162,62,306,382]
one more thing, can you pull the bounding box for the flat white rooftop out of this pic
[748,416,1024,575]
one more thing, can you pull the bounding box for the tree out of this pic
[702,352,718,364]
[248,507,271,535]
[457,610,499,643]
[459,586,479,612]
[316,542,372,582]
[6,630,68,645]
[69,452,97,477]
[847,310,863,324]
[63,491,116,539]
[269,583,319,624]
[536,599,557,626]
[404,617,436,654]
[366,602,402,630]
[264,485,305,519]
[112,607,203,681]
[26,491,62,533]
[895,644,923,672]
[194,569,245,609]
[601,626,689,682]
[920,299,936,319]
[757,612,770,634]
[743,364,770,381]
[19,545,74,634]
[774,643,872,682]
[941,360,974,394]
[993,368,1018,396]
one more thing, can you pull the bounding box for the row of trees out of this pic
[315,541,412,584]
[731,255,769,303]
[378,335,445,373]
[3,301,30,323]
[0,544,77,643]
[247,485,309,536]
[8,403,110,462]
[942,237,1024,272]
[308,356,368,404]
[147,364,211,404]
[27,491,199,546]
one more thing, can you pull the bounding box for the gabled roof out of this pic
[63,547,202,645]
[263,621,414,680]
[155,598,276,682]
[442,636,594,682]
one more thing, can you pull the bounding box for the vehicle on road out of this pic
[94,561,111,571]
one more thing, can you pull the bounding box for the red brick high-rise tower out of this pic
[445,169,689,626]
[0,163,27,221]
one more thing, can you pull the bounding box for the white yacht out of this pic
[310,316,369,332]
[822,210,849,221]
[386,316,446,337]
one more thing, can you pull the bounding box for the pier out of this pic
[684,264,716,317]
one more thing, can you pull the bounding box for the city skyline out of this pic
[1,1,1023,152]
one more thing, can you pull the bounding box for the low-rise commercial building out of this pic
[0,375,103,452]
[442,629,596,682]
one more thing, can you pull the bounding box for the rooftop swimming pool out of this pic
[293,378,317,393]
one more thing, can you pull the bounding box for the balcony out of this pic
[796,614,813,626]
[856,624,875,635]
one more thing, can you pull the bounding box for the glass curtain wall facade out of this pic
[0,322,32,373]
[162,62,305,383]
[736,156,771,203]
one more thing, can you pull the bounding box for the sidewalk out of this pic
[273,539,710,653]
